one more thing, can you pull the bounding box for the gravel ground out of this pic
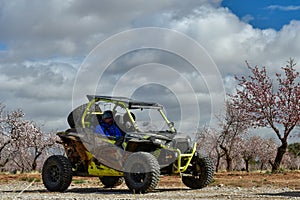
[0,181,299,200]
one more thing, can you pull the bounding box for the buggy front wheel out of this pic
[182,152,214,189]
[124,152,160,193]
[42,155,73,192]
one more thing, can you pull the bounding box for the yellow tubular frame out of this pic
[158,109,176,133]
[81,98,98,128]
[81,98,121,128]
[82,98,175,133]
[85,151,123,176]
[78,99,123,176]
[173,142,197,173]
[80,97,191,176]
[124,107,141,132]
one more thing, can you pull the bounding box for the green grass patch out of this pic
[73,179,85,184]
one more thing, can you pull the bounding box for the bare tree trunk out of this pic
[271,141,287,172]
[244,158,250,172]
[32,159,37,171]
[0,141,11,168]
[220,144,232,172]
[0,158,9,168]
[260,162,264,172]
[31,152,42,171]
[0,141,11,154]
[226,156,232,172]
[216,154,221,172]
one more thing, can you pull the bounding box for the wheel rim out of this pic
[49,165,60,182]
[194,160,201,177]
[130,163,146,183]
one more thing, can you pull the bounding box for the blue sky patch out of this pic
[222,0,300,30]
[0,42,7,51]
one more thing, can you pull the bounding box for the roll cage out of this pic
[81,95,176,133]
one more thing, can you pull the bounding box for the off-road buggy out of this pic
[42,95,214,193]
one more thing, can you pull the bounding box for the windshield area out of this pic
[90,101,174,133]
[130,108,172,132]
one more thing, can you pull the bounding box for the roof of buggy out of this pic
[86,95,162,109]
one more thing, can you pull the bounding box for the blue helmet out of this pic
[102,110,113,119]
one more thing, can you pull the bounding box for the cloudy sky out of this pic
[0,0,300,137]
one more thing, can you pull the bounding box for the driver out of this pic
[95,110,123,140]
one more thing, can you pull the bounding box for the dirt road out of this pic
[0,172,299,199]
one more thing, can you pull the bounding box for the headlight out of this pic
[153,138,166,145]
[187,136,193,148]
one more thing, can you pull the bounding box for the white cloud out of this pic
[0,61,76,130]
[167,5,300,75]
[241,14,254,23]
[267,5,300,11]
[0,0,300,133]
[0,0,220,61]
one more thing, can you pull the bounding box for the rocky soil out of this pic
[0,172,299,199]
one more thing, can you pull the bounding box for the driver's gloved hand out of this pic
[114,136,124,147]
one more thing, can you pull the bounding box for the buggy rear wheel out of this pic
[182,152,214,189]
[42,155,73,192]
[124,152,160,193]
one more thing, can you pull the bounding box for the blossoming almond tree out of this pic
[232,59,300,172]
[0,103,57,172]
[0,104,24,169]
[240,136,277,172]
[217,101,250,171]
[196,127,223,171]
[8,120,57,172]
